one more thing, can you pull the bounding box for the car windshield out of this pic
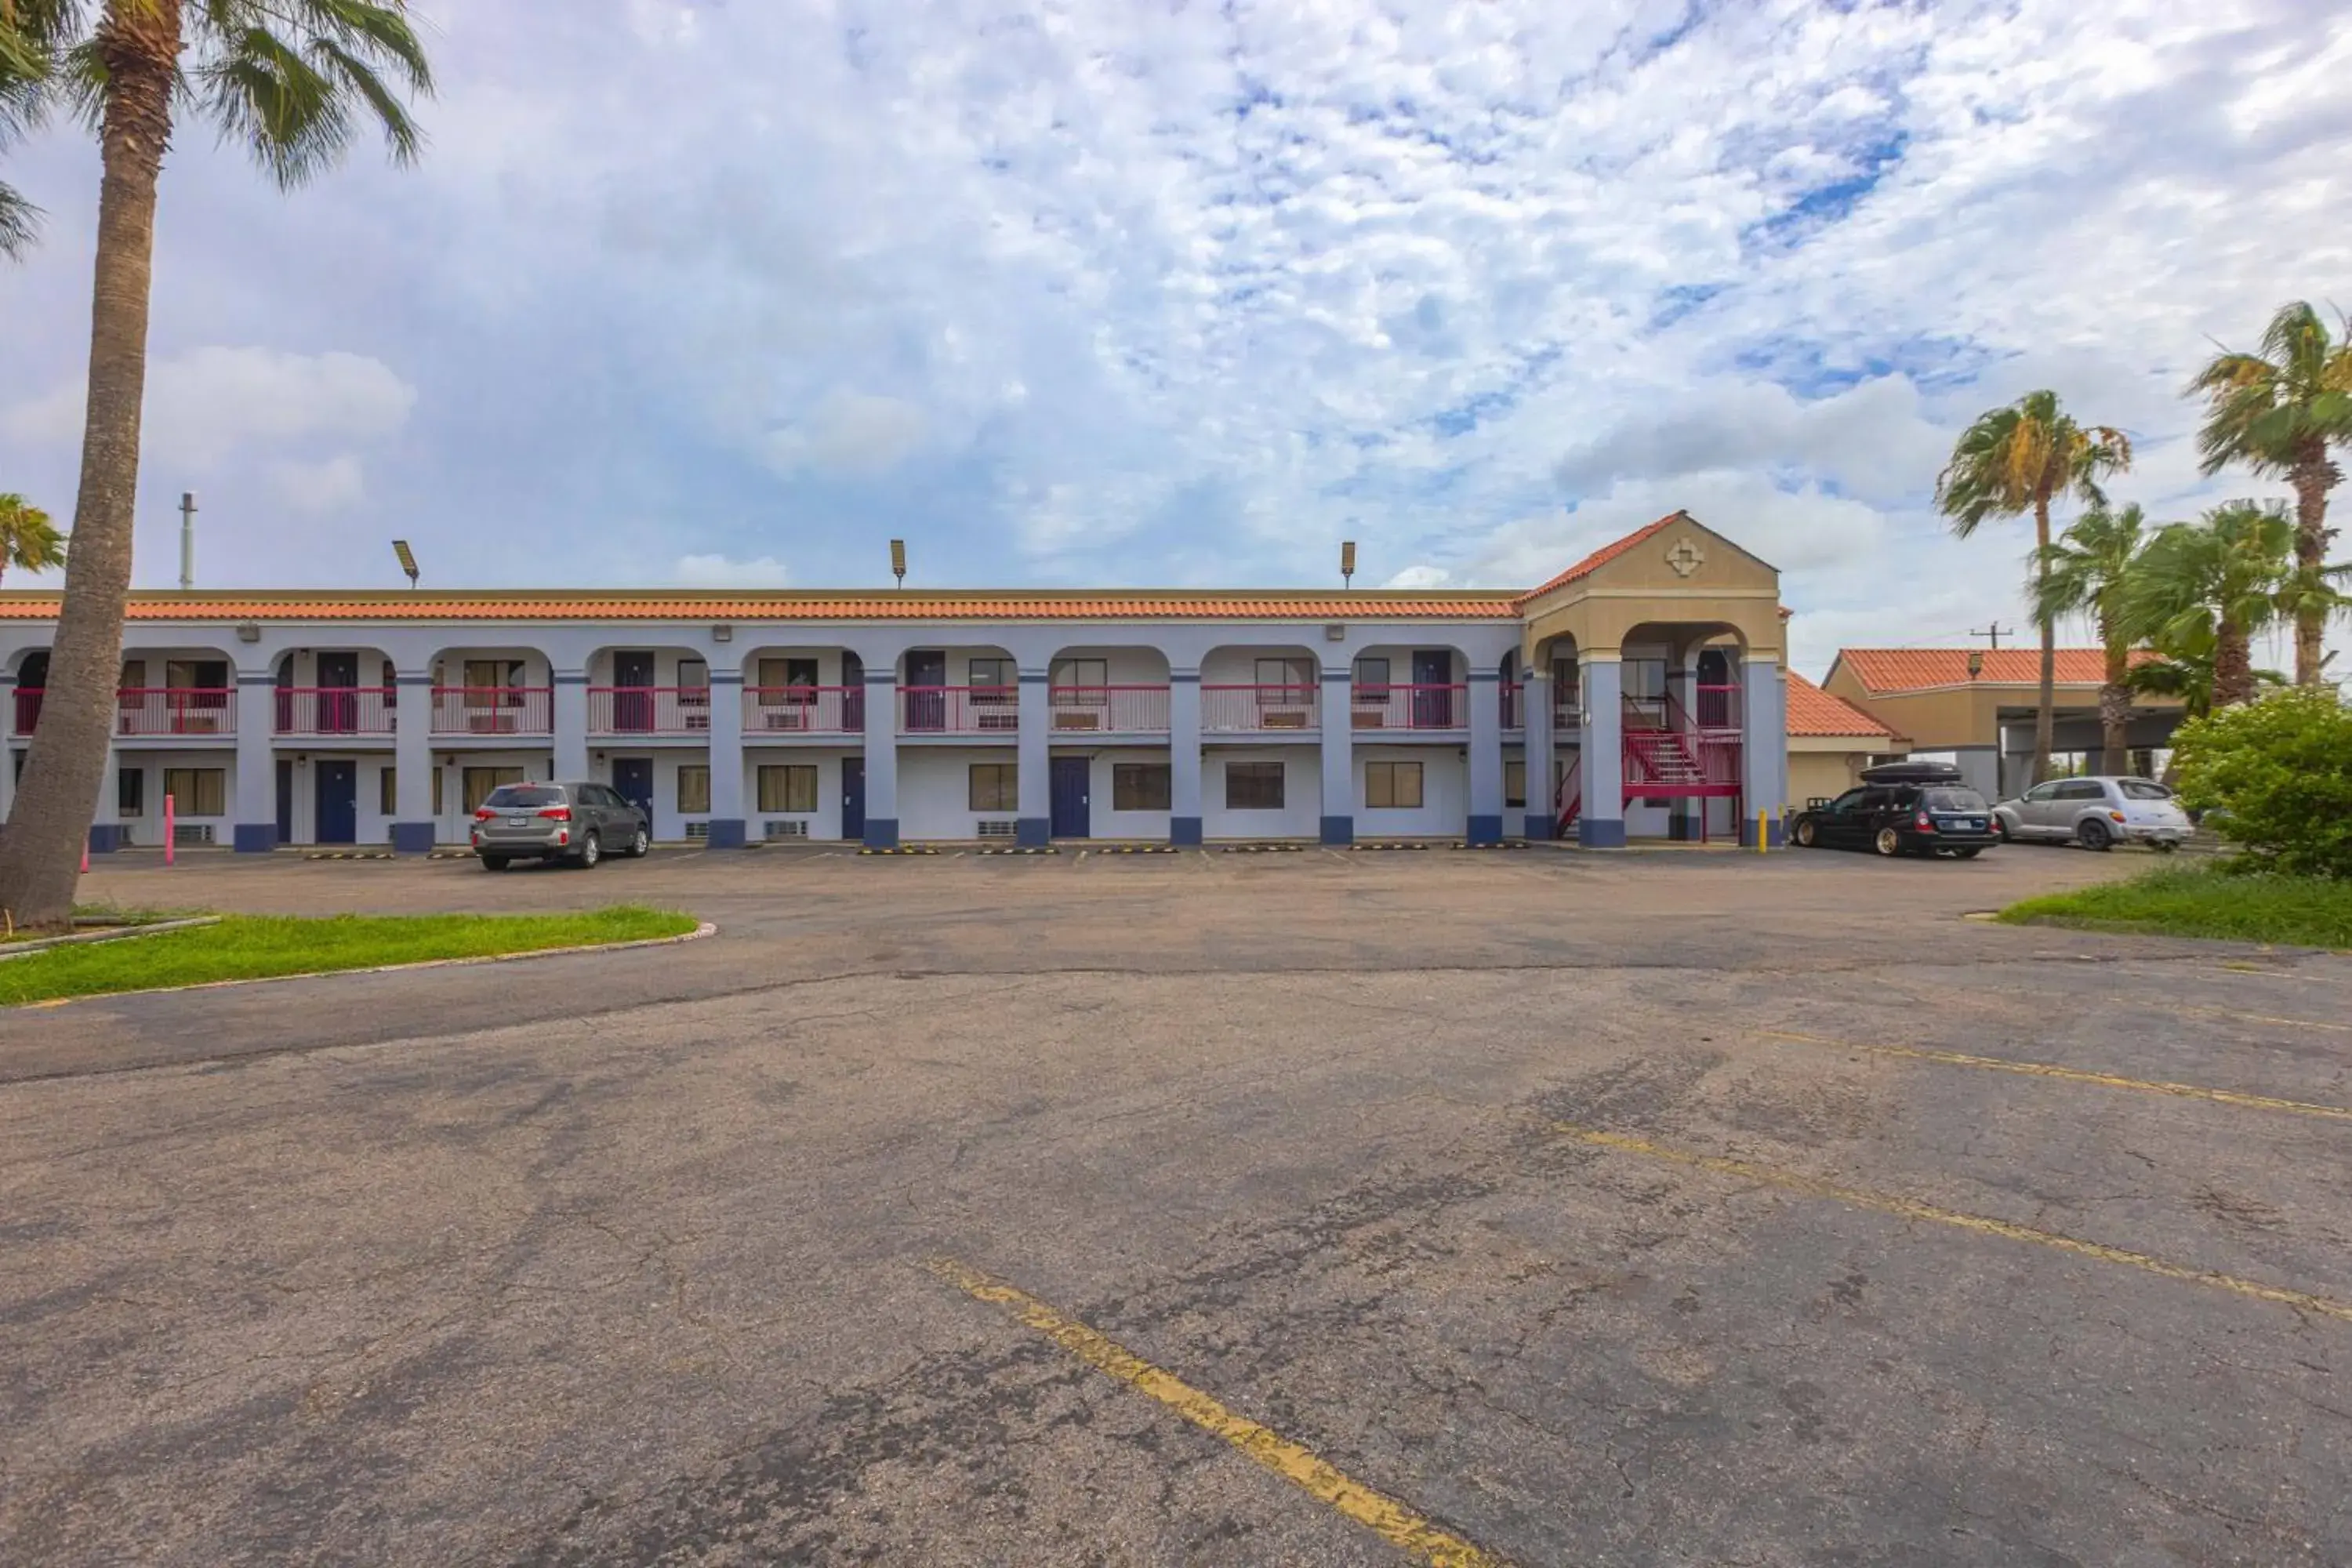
[483,785,561,809]
[1923,788,1987,811]
[2119,780,2172,800]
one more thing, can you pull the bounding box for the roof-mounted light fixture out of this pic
[1340,540,1356,589]
[890,539,907,589]
[1966,650,1984,680]
[392,539,420,588]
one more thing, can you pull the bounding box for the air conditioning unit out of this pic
[685,713,711,731]
[1053,712,1102,731]
[173,822,216,846]
[764,712,806,731]
[684,822,710,840]
[976,819,1018,838]
[977,712,1020,731]
[764,818,810,840]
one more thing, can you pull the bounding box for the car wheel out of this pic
[628,825,650,858]
[2075,818,2112,852]
[1951,847,1984,859]
[1991,816,2009,841]
[578,830,601,869]
[480,855,510,873]
[1874,826,1903,857]
[2152,839,2178,854]
[1794,818,1817,848]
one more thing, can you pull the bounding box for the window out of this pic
[1051,658,1108,703]
[1256,656,1314,699]
[2119,780,2172,800]
[1826,787,1868,814]
[380,767,448,815]
[162,768,226,817]
[1112,762,1171,811]
[1922,788,1988,812]
[678,659,710,707]
[969,657,1015,703]
[1504,760,1526,808]
[2023,781,2060,803]
[1364,760,1424,809]
[482,783,559,810]
[466,767,528,811]
[677,764,711,815]
[1225,760,1285,809]
[968,762,1018,811]
[119,658,147,690]
[1353,655,1391,695]
[2056,779,2105,801]
[758,764,818,813]
[118,768,143,817]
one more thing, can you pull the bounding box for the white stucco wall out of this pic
[1201,745,1319,840]
[1352,745,1467,837]
[1083,747,1173,840]
[112,749,238,847]
[898,746,1020,840]
[743,746,855,840]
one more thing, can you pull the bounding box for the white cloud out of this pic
[759,390,928,477]
[268,454,367,514]
[673,553,789,587]
[1383,564,1453,589]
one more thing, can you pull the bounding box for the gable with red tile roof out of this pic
[1829,648,2140,693]
[1786,672,1894,738]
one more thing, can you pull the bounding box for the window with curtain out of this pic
[464,767,526,811]
[757,765,818,813]
[1225,760,1285,809]
[678,659,710,707]
[1112,762,1171,811]
[1051,658,1108,704]
[1364,760,1424,809]
[162,768,227,816]
[677,764,711,814]
[1504,759,1526,809]
[968,763,1018,811]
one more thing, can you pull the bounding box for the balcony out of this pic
[432,686,554,736]
[1049,684,1169,734]
[118,688,236,737]
[744,685,865,736]
[1201,684,1319,734]
[1348,682,1467,731]
[589,686,711,737]
[276,687,396,736]
[898,685,1021,735]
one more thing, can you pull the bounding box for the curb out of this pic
[976,846,1060,856]
[858,847,941,857]
[0,915,220,958]
[1221,844,1306,854]
[5,920,717,1010]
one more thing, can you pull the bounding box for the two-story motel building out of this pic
[0,514,1792,854]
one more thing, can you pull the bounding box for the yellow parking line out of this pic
[2170,1003,2352,1034]
[1759,1029,2352,1122]
[927,1258,1512,1568]
[1550,1123,2352,1325]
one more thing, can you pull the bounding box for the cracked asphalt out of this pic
[3,843,2349,1565]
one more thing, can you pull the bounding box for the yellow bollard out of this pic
[1757,809,1768,853]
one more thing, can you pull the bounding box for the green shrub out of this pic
[2172,688,2352,877]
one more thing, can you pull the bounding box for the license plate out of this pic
[506,817,528,828]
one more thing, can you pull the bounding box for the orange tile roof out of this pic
[1515,513,1685,604]
[1787,671,1893,738]
[0,590,1521,623]
[1833,647,2134,692]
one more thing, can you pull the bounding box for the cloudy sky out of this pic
[2,0,2347,676]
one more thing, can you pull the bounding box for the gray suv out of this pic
[470,782,651,870]
[1993,776,2192,851]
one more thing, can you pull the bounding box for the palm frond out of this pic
[187,0,430,184]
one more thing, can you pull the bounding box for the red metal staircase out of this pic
[1549,692,1743,840]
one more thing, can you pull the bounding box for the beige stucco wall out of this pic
[1789,747,1878,805]
[1520,517,1782,666]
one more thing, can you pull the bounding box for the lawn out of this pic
[0,906,699,1006]
[2000,865,2352,949]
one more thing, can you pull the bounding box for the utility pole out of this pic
[178,492,198,590]
[1969,622,2013,653]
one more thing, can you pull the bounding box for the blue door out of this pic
[840,756,865,842]
[612,758,655,822]
[275,760,294,844]
[904,649,946,731]
[316,652,359,735]
[314,758,357,844]
[1050,755,1090,839]
[1412,649,1453,728]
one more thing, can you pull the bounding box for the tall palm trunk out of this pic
[2031,492,2056,785]
[2096,610,2130,771]
[2288,448,2337,687]
[0,2,181,931]
[2212,616,2254,709]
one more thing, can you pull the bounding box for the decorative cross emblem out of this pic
[1664,537,1705,578]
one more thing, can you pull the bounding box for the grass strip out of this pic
[1999,865,2352,949]
[0,906,698,1006]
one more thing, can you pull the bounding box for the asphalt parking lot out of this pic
[3,844,2347,1565]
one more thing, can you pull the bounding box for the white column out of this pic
[392,671,434,853]
[706,669,746,848]
[1168,671,1201,845]
[1467,668,1503,844]
[1319,663,1352,845]
[233,669,278,851]
[552,672,590,782]
[1742,652,1784,847]
[1520,666,1552,839]
[1016,669,1050,846]
[1579,652,1624,847]
[92,742,122,852]
[861,668,898,847]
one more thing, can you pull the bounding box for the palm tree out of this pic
[2187,301,2352,688]
[2032,503,2147,771]
[0,2,430,928]
[0,9,47,258]
[1936,390,2133,784]
[2129,502,2298,710]
[0,492,66,585]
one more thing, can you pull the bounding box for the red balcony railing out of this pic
[11,687,42,735]
[1348,682,1466,731]
[1049,684,1169,733]
[1696,682,1742,731]
[898,685,1021,735]
[276,686,396,735]
[1200,684,1320,733]
[744,685,865,735]
[1501,681,1522,729]
[431,686,553,735]
[589,686,711,735]
[117,688,235,736]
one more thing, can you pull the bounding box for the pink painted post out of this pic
[165,793,176,866]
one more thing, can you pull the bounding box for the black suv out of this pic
[1791,760,1999,858]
